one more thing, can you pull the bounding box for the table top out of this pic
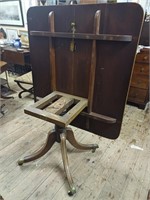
[28,3,144,139]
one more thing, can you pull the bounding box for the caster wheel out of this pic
[68,187,76,196]
[92,144,99,153]
[92,148,96,153]
[18,159,24,166]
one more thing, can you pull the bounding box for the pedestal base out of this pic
[18,125,99,195]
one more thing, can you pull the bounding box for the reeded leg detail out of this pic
[60,132,76,196]
[66,127,99,152]
[18,130,56,165]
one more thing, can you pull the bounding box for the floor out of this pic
[0,74,150,200]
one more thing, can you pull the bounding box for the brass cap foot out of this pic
[17,159,24,166]
[68,187,76,196]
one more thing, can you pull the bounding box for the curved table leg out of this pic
[60,132,76,196]
[147,189,150,200]
[66,127,99,152]
[18,130,56,165]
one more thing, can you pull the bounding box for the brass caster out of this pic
[92,144,99,153]
[17,159,24,166]
[68,187,76,196]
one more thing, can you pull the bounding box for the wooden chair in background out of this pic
[0,61,10,96]
[14,71,33,98]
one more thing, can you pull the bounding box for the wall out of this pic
[21,0,38,28]
[117,0,150,13]
[1,0,37,34]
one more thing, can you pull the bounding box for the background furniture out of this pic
[0,60,14,99]
[139,20,150,46]
[127,18,149,109]
[0,61,10,90]
[2,47,30,66]
[1,47,33,98]
[128,48,149,109]
[0,61,13,116]
[1,47,31,76]
[14,71,33,98]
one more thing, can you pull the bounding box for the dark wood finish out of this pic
[30,31,132,42]
[2,47,30,66]
[18,4,144,195]
[128,48,149,108]
[81,111,116,124]
[27,3,144,139]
